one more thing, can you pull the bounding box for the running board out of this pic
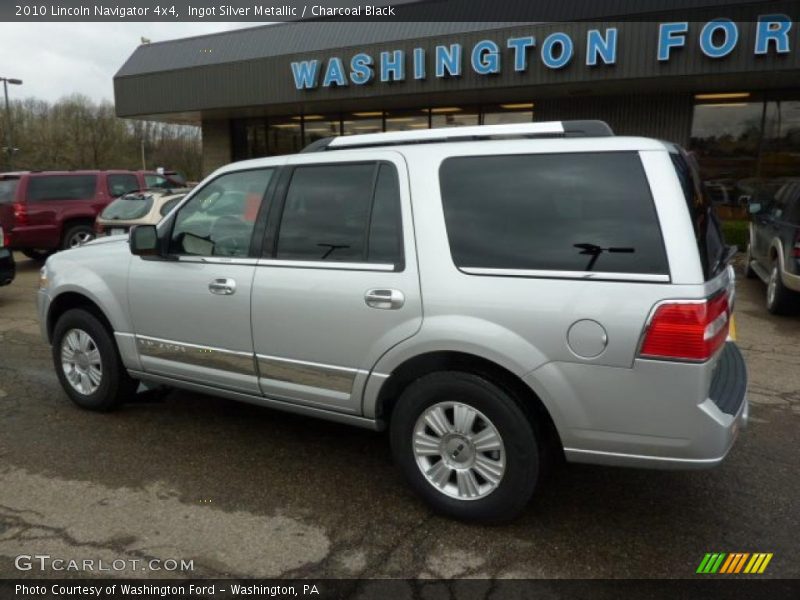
[749,260,770,284]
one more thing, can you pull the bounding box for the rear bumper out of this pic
[0,249,15,286]
[528,342,748,469]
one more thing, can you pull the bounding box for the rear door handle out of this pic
[209,278,236,295]
[365,288,404,310]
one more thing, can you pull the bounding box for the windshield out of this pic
[101,194,154,220]
[0,178,19,204]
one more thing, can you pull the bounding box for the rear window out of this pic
[27,175,97,202]
[0,178,19,204]
[101,194,154,220]
[439,152,669,275]
[670,151,727,280]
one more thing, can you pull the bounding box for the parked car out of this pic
[0,170,150,260]
[0,225,14,286]
[745,179,800,314]
[37,121,748,522]
[95,189,188,237]
[140,169,192,190]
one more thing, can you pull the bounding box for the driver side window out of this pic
[169,169,273,257]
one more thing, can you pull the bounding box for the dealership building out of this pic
[115,7,800,199]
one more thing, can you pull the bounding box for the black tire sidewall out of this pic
[390,372,539,523]
[767,262,793,315]
[62,224,95,250]
[52,308,129,411]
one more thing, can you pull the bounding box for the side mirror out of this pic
[748,202,762,215]
[129,224,159,257]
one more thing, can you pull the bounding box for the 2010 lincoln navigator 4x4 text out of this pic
[37,121,748,522]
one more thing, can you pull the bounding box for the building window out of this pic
[343,112,383,136]
[267,117,303,156]
[302,114,341,145]
[762,98,800,181]
[385,109,429,132]
[481,103,534,125]
[431,106,479,128]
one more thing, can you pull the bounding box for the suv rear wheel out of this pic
[52,308,138,411]
[390,372,540,522]
[62,223,95,250]
[766,260,796,315]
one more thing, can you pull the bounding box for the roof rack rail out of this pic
[301,120,614,153]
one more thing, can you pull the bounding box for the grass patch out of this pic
[722,220,749,251]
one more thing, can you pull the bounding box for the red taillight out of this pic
[639,293,730,362]
[12,202,28,226]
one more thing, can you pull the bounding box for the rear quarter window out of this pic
[27,175,97,202]
[439,152,669,276]
[0,178,19,204]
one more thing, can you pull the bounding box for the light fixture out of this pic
[697,103,749,108]
[271,123,300,129]
[385,117,415,122]
[694,92,750,100]
[353,111,384,117]
[429,107,462,114]
[500,102,535,110]
[292,115,325,121]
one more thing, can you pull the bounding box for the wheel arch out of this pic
[371,350,564,457]
[47,291,115,343]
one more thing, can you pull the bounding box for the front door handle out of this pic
[209,278,236,295]
[365,288,404,310]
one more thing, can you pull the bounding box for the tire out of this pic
[52,308,138,411]
[390,371,540,523]
[744,245,757,279]
[61,224,95,250]
[766,260,797,315]
[21,248,54,262]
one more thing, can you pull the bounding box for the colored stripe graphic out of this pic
[698,553,773,574]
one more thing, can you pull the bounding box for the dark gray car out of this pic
[746,180,800,314]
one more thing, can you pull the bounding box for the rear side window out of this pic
[0,178,19,204]
[670,151,727,280]
[101,194,154,220]
[107,174,139,197]
[439,152,668,275]
[27,175,97,202]
[145,174,170,189]
[276,162,403,266]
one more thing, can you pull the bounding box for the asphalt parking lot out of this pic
[0,253,798,580]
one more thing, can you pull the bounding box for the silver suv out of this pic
[38,121,748,522]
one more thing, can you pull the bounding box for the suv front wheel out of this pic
[390,372,540,522]
[52,308,138,411]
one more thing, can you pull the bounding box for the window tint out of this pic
[0,178,19,204]
[367,164,403,265]
[276,163,376,262]
[671,151,727,280]
[145,174,170,189]
[27,175,97,202]
[782,184,800,224]
[440,152,668,275]
[107,174,139,197]
[170,169,273,257]
[101,194,153,220]
[160,196,183,217]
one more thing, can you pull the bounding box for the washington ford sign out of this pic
[291,18,793,90]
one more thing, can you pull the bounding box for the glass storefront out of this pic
[231,103,533,158]
[689,93,800,213]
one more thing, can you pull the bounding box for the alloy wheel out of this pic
[61,328,103,395]
[412,401,506,500]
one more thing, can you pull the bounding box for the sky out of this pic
[0,22,271,104]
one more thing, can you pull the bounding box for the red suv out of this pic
[0,170,149,260]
